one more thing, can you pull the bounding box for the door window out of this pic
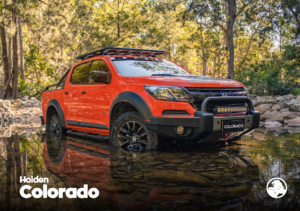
[87,60,110,84]
[70,62,92,84]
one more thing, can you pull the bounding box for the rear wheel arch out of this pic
[109,92,153,128]
[46,99,67,130]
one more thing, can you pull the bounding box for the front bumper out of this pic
[145,97,260,141]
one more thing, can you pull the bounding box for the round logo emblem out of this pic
[266,178,287,198]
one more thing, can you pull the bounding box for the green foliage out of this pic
[19,78,54,100]
[294,88,300,95]
[236,46,300,95]
[24,44,58,81]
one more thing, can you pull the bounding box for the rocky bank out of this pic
[0,96,44,137]
[1,94,300,138]
[251,94,300,127]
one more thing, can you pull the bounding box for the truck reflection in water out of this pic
[43,133,259,211]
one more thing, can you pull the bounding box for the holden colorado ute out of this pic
[41,47,260,151]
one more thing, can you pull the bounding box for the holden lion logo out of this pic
[266,178,287,198]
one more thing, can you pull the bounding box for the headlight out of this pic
[243,87,249,97]
[144,86,190,102]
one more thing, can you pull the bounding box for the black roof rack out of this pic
[76,47,166,60]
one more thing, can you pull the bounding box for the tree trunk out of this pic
[8,36,12,72]
[60,43,64,77]
[18,17,25,80]
[227,0,235,79]
[12,13,19,99]
[213,60,216,77]
[199,28,206,75]
[0,22,12,99]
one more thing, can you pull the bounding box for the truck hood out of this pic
[124,75,244,87]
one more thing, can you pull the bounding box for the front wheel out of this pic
[110,111,158,151]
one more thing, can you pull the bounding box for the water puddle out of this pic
[0,126,299,210]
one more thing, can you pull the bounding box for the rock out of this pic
[260,113,266,121]
[144,170,212,186]
[288,99,299,105]
[255,104,270,113]
[0,100,9,111]
[297,95,300,101]
[252,100,259,106]
[0,108,5,112]
[271,104,281,111]
[264,96,272,100]
[20,96,29,101]
[288,117,300,127]
[3,100,10,109]
[30,97,37,101]
[264,121,282,127]
[283,94,294,99]
[279,108,289,113]
[24,103,31,107]
[265,111,293,122]
[0,128,11,137]
[276,96,284,102]
[13,102,22,107]
[252,132,265,140]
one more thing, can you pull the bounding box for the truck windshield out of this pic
[112,59,190,76]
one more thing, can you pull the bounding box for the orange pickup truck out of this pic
[41,47,260,151]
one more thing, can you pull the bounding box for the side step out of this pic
[66,130,109,140]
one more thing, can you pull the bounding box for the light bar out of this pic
[216,106,248,113]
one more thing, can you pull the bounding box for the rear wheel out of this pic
[49,114,65,135]
[110,111,158,151]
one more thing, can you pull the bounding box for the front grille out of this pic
[185,87,247,113]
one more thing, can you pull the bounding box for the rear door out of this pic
[63,61,92,120]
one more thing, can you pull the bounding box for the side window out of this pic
[70,62,91,84]
[56,69,70,90]
[87,60,110,84]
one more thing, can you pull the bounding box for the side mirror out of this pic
[89,71,110,84]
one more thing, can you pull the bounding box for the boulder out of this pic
[297,95,300,101]
[288,117,300,127]
[20,96,29,101]
[0,100,9,111]
[30,97,38,101]
[260,113,266,121]
[282,94,294,99]
[264,111,293,122]
[252,132,265,140]
[0,128,11,137]
[0,108,5,112]
[276,96,284,102]
[264,121,282,127]
[288,99,299,105]
[279,108,289,113]
[252,100,259,106]
[255,104,270,113]
[271,104,281,111]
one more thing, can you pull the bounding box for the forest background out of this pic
[0,0,299,100]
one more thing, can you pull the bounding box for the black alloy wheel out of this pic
[118,121,148,151]
[110,111,158,151]
[50,114,63,135]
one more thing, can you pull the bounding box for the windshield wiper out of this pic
[151,74,176,76]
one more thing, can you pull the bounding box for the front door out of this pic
[80,59,112,127]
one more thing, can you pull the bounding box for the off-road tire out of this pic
[49,114,65,134]
[110,111,158,151]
